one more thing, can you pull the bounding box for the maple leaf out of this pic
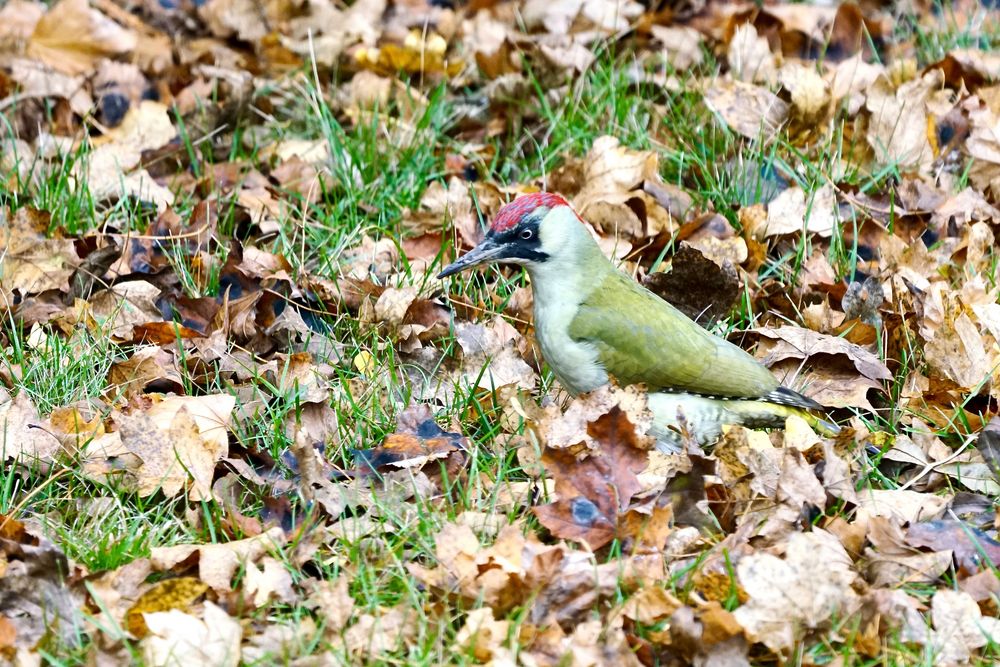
[533,406,649,549]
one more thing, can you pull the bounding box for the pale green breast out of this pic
[567,272,779,398]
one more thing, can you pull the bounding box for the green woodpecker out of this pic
[438,192,837,448]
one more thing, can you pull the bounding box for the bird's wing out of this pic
[568,273,780,398]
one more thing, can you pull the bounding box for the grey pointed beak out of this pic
[437,238,505,279]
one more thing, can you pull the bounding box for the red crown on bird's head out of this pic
[489,192,572,233]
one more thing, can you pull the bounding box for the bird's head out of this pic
[437,192,583,278]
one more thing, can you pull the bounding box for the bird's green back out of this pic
[568,272,779,398]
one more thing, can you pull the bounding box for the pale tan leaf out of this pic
[763,184,838,238]
[150,527,287,592]
[727,23,775,84]
[703,80,788,140]
[27,0,137,75]
[734,530,859,652]
[864,71,941,171]
[141,602,241,667]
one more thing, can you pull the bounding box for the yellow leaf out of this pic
[126,577,209,639]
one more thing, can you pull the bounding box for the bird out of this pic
[437,192,838,449]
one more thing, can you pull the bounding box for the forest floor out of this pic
[2,0,1000,665]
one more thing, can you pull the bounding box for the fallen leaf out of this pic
[452,607,511,662]
[353,404,468,473]
[343,605,418,656]
[974,416,1000,481]
[924,311,994,391]
[756,325,892,382]
[0,390,60,463]
[244,556,296,608]
[141,601,241,667]
[27,0,137,75]
[763,184,838,238]
[306,577,355,636]
[928,590,1000,664]
[703,79,788,140]
[125,577,209,639]
[80,101,177,211]
[0,206,78,296]
[533,407,649,549]
[0,515,84,651]
[906,519,1000,573]
[642,244,741,325]
[733,530,860,652]
[865,70,942,172]
[150,527,286,592]
[727,23,776,85]
[117,395,235,500]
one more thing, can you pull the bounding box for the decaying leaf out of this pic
[703,79,788,140]
[140,602,241,667]
[125,577,209,638]
[756,325,892,383]
[533,407,649,549]
[734,530,860,652]
[117,394,236,500]
[150,527,286,592]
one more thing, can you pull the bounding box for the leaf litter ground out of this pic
[2,0,1000,665]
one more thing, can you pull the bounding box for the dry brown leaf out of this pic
[0,1,43,50]
[537,383,654,451]
[451,319,537,393]
[452,607,511,662]
[924,311,994,391]
[756,325,892,382]
[150,526,286,592]
[522,0,642,35]
[780,62,830,125]
[198,0,270,41]
[643,244,741,325]
[0,389,60,463]
[533,407,649,549]
[125,577,209,639]
[734,530,860,652]
[117,394,235,500]
[306,577,355,636]
[0,514,84,651]
[855,489,949,524]
[650,25,703,70]
[27,0,137,75]
[966,97,1000,198]
[140,601,241,667]
[244,556,296,608]
[7,57,94,115]
[80,101,177,211]
[865,70,942,172]
[89,281,162,340]
[343,606,418,657]
[928,590,1000,664]
[0,206,78,296]
[703,79,788,140]
[727,23,776,85]
[119,409,216,499]
[763,184,838,238]
[107,346,184,398]
[573,136,660,221]
[355,405,468,473]
[284,0,384,67]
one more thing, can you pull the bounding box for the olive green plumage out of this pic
[568,271,779,399]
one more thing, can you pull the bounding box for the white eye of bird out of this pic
[520,229,533,240]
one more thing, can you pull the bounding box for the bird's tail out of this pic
[647,392,840,453]
[761,386,825,412]
[725,399,841,436]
